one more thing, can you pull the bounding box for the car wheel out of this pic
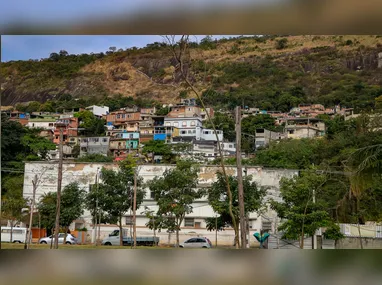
[179,245,184,248]
[202,246,208,248]
[105,242,112,246]
[65,242,71,245]
[40,241,47,244]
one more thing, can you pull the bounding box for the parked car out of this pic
[39,233,78,245]
[179,237,212,248]
[101,229,159,246]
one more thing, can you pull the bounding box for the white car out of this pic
[179,237,212,248]
[39,233,78,245]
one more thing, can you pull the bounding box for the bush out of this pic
[275,38,288,50]
[75,154,114,163]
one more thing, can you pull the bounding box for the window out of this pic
[150,191,155,199]
[181,131,187,134]
[94,138,99,143]
[182,122,187,127]
[103,138,108,143]
[125,216,133,225]
[191,121,195,126]
[188,108,191,111]
[229,144,233,148]
[117,115,121,119]
[122,114,126,118]
[127,114,131,118]
[188,130,192,134]
[184,218,194,227]
[173,122,179,127]
[70,138,75,141]
[49,123,54,126]
[165,122,171,126]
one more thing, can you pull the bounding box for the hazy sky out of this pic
[1,35,240,62]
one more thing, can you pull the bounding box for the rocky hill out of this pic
[1,35,382,111]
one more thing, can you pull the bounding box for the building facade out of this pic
[86,105,110,117]
[79,137,110,157]
[23,162,297,245]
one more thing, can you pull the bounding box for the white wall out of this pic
[26,121,55,131]
[23,162,298,241]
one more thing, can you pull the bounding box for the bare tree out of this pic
[162,35,240,248]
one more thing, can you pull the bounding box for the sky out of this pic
[1,35,240,62]
[0,0,273,26]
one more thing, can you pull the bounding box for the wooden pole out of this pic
[235,106,246,249]
[133,168,137,248]
[53,128,64,249]
[27,175,38,249]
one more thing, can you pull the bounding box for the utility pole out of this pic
[215,215,218,248]
[53,127,64,249]
[0,112,2,249]
[26,175,38,249]
[235,106,246,249]
[312,188,317,249]
[93,167,99,246]
[133,167,137,248]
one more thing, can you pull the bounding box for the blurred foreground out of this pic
[0,249,382,285]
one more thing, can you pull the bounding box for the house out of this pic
[85,105,109,117]
[164,117,202,142]
[8,111,29,125]
[167,99,202,118]
[79,137,110,157]
[26,114,58,131]
[188,141,236,161]
[200,107,214,121]
[104,110,141,136]
[255,129,285,149]
[153,116,178,142]
[109,131,140,158]
[284,118,326,139]
[53,117,79,144]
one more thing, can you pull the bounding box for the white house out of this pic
[26,118,56,131]
[22,162,297,245]
[86,105,110,117]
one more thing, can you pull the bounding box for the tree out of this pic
[205,172,266,245]
[270,171,333,249]
[109,47,117,53]
[38,192,57,236]
[204,112,236,142]
[20,128,56,161]
[60,183,85,243]
[1,114,25,163]
[141,140,173,163]
[25,101,41,113]
[2,175,27,242]
[59,50,69,57]
[74,110,106,136]
[275,38,288,50]
[155,106,170,116]
[98,156,145,246]
[39,102,55,112]
[148,160,202,247]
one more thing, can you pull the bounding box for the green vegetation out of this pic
[205,172,266,232]
[74,110,106,136]
[96,157,145,246]
[270,171,335,248]
[75,154,114,163]
[148,160,202,247]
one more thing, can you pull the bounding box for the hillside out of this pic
[1,35,382,111]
